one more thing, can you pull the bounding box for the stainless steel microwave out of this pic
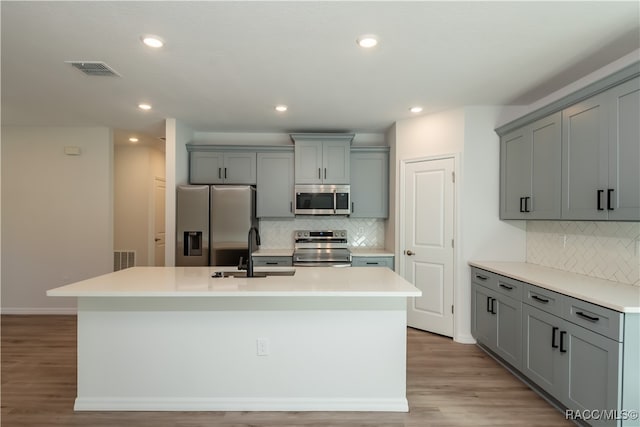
[294,184,351,215]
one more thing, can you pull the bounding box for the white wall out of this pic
[114,145,165,266]
[1,126,113,313]
[391,107,527,343]
[165,118,193,266]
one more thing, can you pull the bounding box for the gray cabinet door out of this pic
[323,140,350,184]
[223,152,256,184]
[500,128,530,219]
[562,91,610,220]
[495,293,522,369]
[294,140,323,184]
[608,77,640,221]
[561,321,621,427]
[256,152,294,218]
[522,304,564,397]
[190,151,224,184]
[530,112,562,219]
[350,151,389,218]
[472,283,497,349]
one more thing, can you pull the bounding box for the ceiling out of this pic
[2,1,639,144]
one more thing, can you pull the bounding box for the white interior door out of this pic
[153,177,166,266]
[402,157,455,337]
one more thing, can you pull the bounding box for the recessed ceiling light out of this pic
[357,34,378,48]
[275,105,288,112]
[128,137,139,143]
[410,106,423,113]
[141,35,164,48]
[138,103,152,110]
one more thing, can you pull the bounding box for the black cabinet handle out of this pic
[552,326,559,349]
[366,262,379,265]
[531,295,549,304]
[324,168,327,179]
[224,167,227,179]
[290,201,293,213]
[352,202,354,213]
[597,190,604,210]
[318,168,321,179]
[490,298,497,315]
[559,331,567,353]
[499,283,514,291]
[607,189,614,211]
[218,168,222,179]
[476,274,488,281]
[519,197,525,213]
[265,262,278,265]
[576,311,600,322]
[524,196,531,213]
[486,296,491,313]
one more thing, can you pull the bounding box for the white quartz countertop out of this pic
[47,266,421,298]
[251,249,293,257]
[469,261,640,313]
[350,248,395,257]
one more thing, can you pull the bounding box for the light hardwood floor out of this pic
[1,315,572,426]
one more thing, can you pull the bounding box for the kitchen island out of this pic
[47,266,420,412]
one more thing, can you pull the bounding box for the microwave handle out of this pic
[333,190,337,214]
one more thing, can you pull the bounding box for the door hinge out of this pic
[451,305,454,314]
[452,171,455,183]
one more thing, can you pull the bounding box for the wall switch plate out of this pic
[64,146,82,156]
[256,338,270,356]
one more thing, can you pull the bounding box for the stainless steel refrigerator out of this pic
[176,185,257,266]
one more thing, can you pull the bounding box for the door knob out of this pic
[405,250,415,256]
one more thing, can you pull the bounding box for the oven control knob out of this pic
[340,231,345,237]
[304,232,309,237]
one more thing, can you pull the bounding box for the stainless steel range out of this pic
[293,229,351,267]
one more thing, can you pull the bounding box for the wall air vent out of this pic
[65,61,121,77]
[114,251,136,271]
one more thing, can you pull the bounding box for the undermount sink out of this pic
[211,270,296,279]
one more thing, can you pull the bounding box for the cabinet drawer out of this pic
[471,268,497,288]
[351,256,394,269]
[495,275,524,300]
[252,256,293,267]
[563,297,623,342]
[523,284,564,317]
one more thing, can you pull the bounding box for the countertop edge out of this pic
[469,261,640,313]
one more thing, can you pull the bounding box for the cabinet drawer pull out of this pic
[476,274,488,281]
[499,283,514,291]
[265,262,278,265]
[551,326,559,349]
[607,189,614,211]
[576,311,600,322]
[559,331,567,353]
[366,262,379,265]
[597,189,604,211]
[531,295,550,304]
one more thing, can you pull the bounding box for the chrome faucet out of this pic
[247,227,261,278]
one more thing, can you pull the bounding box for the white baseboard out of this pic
[1,307,77,315]
[454,333,476,344]
[74,397,409,412]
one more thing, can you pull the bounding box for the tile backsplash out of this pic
[259,218,385,249]
[527,221,640,286]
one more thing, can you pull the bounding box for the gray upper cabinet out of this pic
[256,151,295,218]
[350,149,389,218]
[190,151,256,184]
[500,112,562,220]
[562,76,639,221]
[291,134,352,184]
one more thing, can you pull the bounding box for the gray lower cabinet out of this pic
[350,149,389,218]
[471,281,522,369]
[522,304,621,427]
[472,266,638,427]
[562,76,639,221]
[351,256,394,269]
[500,112,562,220]
[251,256,293,267]
[256,151,295,218]
[190,151,257,184]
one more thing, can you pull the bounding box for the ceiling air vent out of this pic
[65,61,121,77]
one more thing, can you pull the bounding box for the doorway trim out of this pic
[398,153,461,339]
